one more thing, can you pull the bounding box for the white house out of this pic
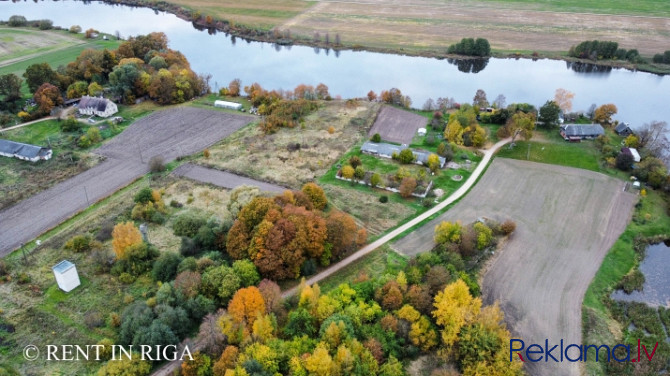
[78,95,118,118]
[0,139,52,162]
[214,100,242,110]
[52,260,81,292]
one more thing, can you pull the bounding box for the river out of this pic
[2,0,670,128]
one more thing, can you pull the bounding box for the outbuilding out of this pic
[417,128,427,136]
[559,124,605,140]
[214,100,243,111]
[615,122,634,136]
[52,260,81,292]
[0,139,52,162]
[621,147,641,163]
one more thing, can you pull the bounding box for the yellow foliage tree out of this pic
[341,165,355,179]
[444,119,463,144]
[396,304,421,323]
[228,286,266,330]
[409,316,438,351]
[624,134,639,148]
[252,313,275,343]
[111,222,142,259]
[298,282,321,313]
[305,344,334,376]
[427,153,441,173]
[594,104,618,126]
[434,221,462,245]
[432,279,482,348]
[553,88,575,113]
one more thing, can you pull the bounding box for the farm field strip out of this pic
[367,105,428,145]
[172,163,287,193]
[393,158,636,376]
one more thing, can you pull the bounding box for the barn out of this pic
[214,100,243,110]
[78,95,118,118]
[0,139,52,162]
[559,124,605,141]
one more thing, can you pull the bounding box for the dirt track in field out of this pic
[368,106,427,145]
[281,0,670,55]
[0,108,251,256]
[172,163,287,192]
[393,158,636,376]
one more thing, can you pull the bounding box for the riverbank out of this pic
[97,0,670,76]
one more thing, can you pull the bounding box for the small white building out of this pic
[417,128,427,136]
[78,95,118,118]
[52,260,81,292]
[214,100,242,111]
[0,139,52,162]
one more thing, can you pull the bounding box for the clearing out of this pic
[0,107,251,256]
[393,158,636,376]
[199,100,379,188]
[368,105,427,145]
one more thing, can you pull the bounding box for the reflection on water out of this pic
[447,58,489,74]
[612,242,670,307]
[566,61,613,75]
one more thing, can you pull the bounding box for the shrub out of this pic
[96,220,115,242]
[0,260,9,278]
[149,156,165,173]
[84,311,104,329]
[379,195,389,203]
[348,156,362,169]
[134,187,154,204]
[398,149,415,164]
[371,133,381,142]
[301,182,327,210]
[152,252,183,282]
[354,166,365,180]
[500,220,516,235]
[169,200,183,208]
[119,272,135,284]
[69,25,82,33]
[38,19,53,30]
[78,135,91,148]
[60,118,81,132]
[173,212,208,238]
[399,177,417,198]
[327,126,335,134]
[8,15,28,27]
[341,165,355,179]
[615,152,634,171]
[203,149,210,158]
[370,173,382,188]
[64,234,94,252]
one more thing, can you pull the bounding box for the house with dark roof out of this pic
[614,122,634,136]
[78,95,118,118]
[559,124,605,141]
[360,141,446,168]
[0,139,52,162]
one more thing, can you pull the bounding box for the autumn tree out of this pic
[97,355,151,376]
[228,286,266,330]
[370,173,382,188]
[315,83,330,99]
[228,78,241,96]
[111,222,143,260]
[301,182,327,210]
[637,120,669,160]
[492,94,506,109]
[213,346,239,375]
[326,210,358,259]
[258,279,282,314]
[34,83,63,114]
[472,89,488,107]
[23,63,58,93]
[379,280,403,310]
[594,103,618,126]
[367,90,377,101]
[88,82,103,96]
[399,177,417,198]
[341,165,355,179]
[180,351,212,376]
[554,88,574,113]
[506,111,536,142]
[444,118,463,144]
[433,279,482,348]
[434,221,462,245]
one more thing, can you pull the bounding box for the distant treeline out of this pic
[447,38,491,57]
[568,40,643,63]
[653,51,670,64]
[3,15,55,30]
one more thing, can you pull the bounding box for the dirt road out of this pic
[281,137,511,297]
[393,158,636,376]
[0,107,251,256]
[172,163,288,192]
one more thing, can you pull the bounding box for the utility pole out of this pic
[84,186,90,206]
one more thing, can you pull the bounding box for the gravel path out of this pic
[173,164,287,193]
[0,107,251,256]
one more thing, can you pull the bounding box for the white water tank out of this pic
[52,260,81,292]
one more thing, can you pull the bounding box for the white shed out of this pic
[417,128,427,136]
[52,260,81,292]
[214,100,242,110]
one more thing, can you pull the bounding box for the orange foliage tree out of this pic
[111,222,143,259]
[228,286,266,329]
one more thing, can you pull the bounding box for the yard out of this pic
[368,105,429,145]
[197,100,380,188]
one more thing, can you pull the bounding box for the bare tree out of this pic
[586,103,597,119]
[473,89,488,107]
[325,32,330,45]
[114,30,121,40]
[493,94,506,109]
[638,121,669,161]
[422,98,436,111]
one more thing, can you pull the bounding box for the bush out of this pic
[348,156,362,169]
[379,195,389,203]
[152,252,183,282]
[8,15,28,27]
[69,25,82,33]
[180,237,200,257]
[398,149,415,164]
[615,152,634,171]
[84,311,104,329]
[96,220,115,242]
[38,19,53,30]
[0,260,9,277]
[354,166,365,180]
[500,220,516,235]
[371,133,381,142]
[173,212,208,238]
[60,118,81,132]
[134,187,154,204]
[149,156,165,173]
[64,234,94,252]
[399,177,417,198]
[169,200,183,208]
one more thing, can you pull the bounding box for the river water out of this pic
[2,1,670,128]
[611,242,670,308]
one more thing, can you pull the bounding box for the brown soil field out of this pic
[201,100,380,188]
[278,0,670,55]
[0,108,251,256]
[367,105,427,145]
[393,158,636,376]
[172,163,287,193]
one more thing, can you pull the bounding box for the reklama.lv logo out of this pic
[510,339,659,363]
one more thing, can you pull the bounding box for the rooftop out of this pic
[52,260,75,274]
[561,123,605,137]
[0,139,51,159]
[361,141,446,166]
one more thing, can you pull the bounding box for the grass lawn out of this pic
[582,190,670,375]
[475,0,670,17]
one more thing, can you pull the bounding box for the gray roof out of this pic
[52,260,75,274]
[361,141,446,166]
[0,139,51,159]
[79,95,110,112]
[615,123,632,133]
[561,124,605,138]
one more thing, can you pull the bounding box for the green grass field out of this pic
[496,139,601,171]
[476,0,670,17]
